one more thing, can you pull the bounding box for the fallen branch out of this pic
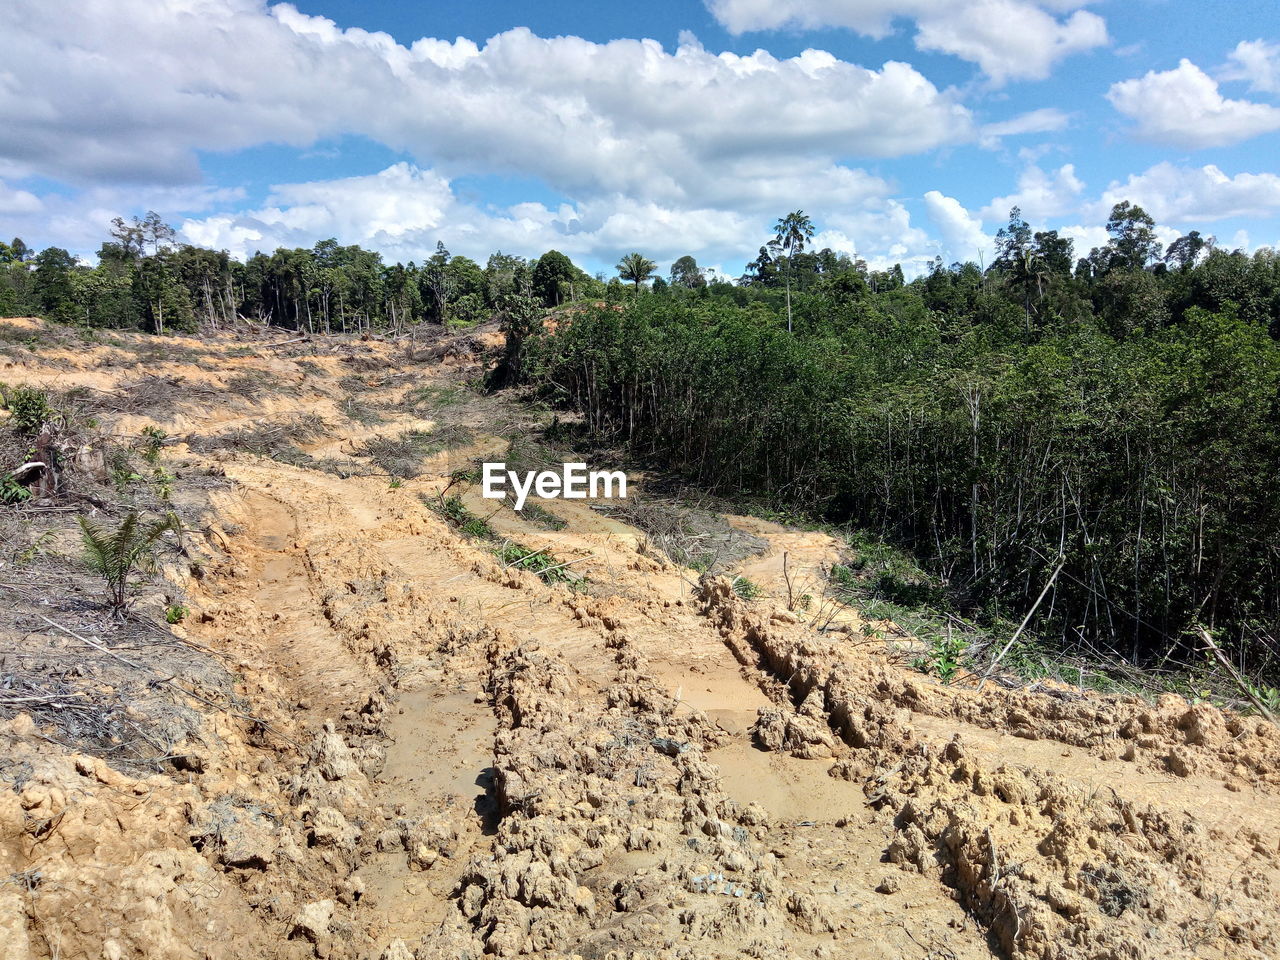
[1198,626,1277,726]
[978,558,1064,692]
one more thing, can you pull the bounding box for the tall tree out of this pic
[773,210,815,333]
[616,252,656,294]
[1104,201,1162,272]
[532,250,578,307]
[1165,230,1212,271]
[669,255,705,289]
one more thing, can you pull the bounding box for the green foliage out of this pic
[78,509,182,616]
[428,493,496,541]
[523,279,1280,682]
[616,252,657,292]
[165,603,189,624]
[494,541,575,584]
[140,425,167,464]
[911,632,968,684]
[731,576,761,600]
[532,250,593,307]
[7,387,52,434]
[1,473,31,505]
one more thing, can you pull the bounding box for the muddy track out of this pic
[2,319,1278,960]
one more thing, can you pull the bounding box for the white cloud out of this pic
[0,180,43,216]
[980,108,1070,139]
[1221,39,1280,94]
[981,163,1085,222]
[0,0,972,198]
[0,0,997,271]
[978,108,1070,148]
[176,161,975,277]
[1107,59,1280,148]
[1056,223,1108,257]
[1099,163,1280,224]
[923,191,992,263]
[705,0,1107,83]
[179,163,760,267]
[2,183,244,254]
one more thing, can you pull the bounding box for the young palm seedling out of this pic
[79,509,183,618]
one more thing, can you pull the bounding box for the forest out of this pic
[4,203,1280,681]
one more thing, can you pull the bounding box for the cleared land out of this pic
[1,316,1278,960]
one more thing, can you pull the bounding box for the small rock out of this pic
[1166,749,1196,778]
[380,938,415,960]
[875,875,900,894]
[291,899,334,942]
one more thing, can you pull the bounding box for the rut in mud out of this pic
[1,317,1279,960]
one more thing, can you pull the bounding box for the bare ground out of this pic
[0,316,1278,960]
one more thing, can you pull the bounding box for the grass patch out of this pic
[422,492,496,541]
[338,395,386,426]
[494,541,579,585]
[518,502,567,531]
[400,383,466,413]
[824,540,993,685]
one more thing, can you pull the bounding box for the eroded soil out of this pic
[1,317,1278,960]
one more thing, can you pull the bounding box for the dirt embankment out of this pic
[0,316,1277,960]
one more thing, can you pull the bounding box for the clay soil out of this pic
[1,316,1278,960]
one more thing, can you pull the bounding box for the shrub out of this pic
[7,387,52,434]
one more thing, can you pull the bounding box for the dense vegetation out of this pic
[5,203,1280,681]
[521,207,1280,680]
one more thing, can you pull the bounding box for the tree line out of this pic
[0,217,612,334]
[520,204,1280,680]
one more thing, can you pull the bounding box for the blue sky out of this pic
[2,0,1279,278]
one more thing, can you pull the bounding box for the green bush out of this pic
[7,387,52,434]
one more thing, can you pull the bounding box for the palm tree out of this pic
[616,252,657,294]
[79,509,182,617]
[773,211,815,333]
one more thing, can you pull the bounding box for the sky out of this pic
[1,0,1279,279]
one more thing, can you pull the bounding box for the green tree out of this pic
[616,252,656,294]
[1165,231,1211,271]
[32,247,78,322]
[669,255,706,289]
[531,250,579,307]
[773,211,815,333]
[485,251,528,305]
[1093,201,1162,274]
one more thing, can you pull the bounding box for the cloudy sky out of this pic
[2,0,1279,277]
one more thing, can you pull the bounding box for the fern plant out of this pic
[79,509,182,616]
